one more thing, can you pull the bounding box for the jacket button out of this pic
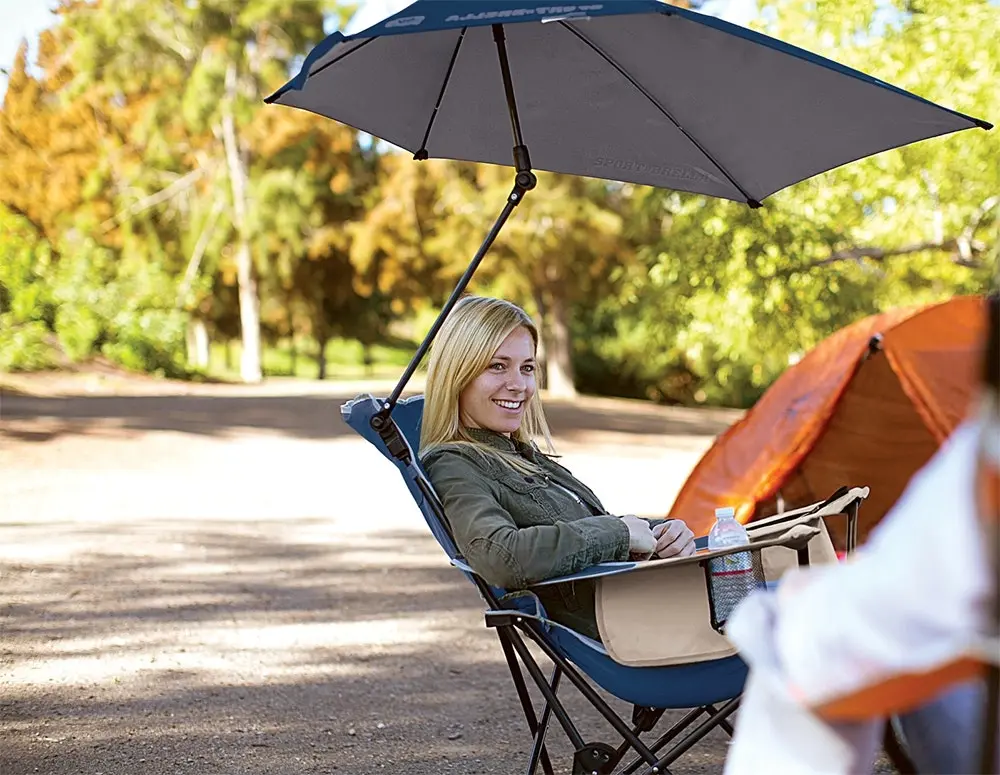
[524,476,535,483]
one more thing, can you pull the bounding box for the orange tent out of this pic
[668,295,987,544]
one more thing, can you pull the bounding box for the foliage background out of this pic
[1,0,997,406]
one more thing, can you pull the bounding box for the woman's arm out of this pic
[425,450,630,589]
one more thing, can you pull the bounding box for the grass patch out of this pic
[207,337,418,380]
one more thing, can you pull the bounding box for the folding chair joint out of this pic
[484,609,525,628]
[631,706,663,733]
[572,741,620,775]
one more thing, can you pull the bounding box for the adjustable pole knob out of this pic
[515,170,537,190]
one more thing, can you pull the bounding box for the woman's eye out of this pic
[489,362,505,371]
[522,364,535,373]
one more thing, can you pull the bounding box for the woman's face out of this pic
[459,326,537,436]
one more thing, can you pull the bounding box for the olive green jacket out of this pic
[421,428,664,640]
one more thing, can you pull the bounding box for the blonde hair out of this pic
[420,296,554,467]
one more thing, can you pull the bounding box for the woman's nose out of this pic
[506,373,526,392]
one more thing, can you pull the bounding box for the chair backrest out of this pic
[341,394,460,559]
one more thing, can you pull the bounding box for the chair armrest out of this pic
[749,485,869,554]
[450,557,641,585]
[452,527,820,589]
[750,486,870,530]
[453,488,868,584]
[525,527,820,588]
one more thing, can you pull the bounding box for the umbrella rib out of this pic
[308,36,379,81]
[558,20,761,208]
[415,28,468,160]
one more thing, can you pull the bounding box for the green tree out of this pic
[0,206,55,370]
[349,153,473,315]
[250,97,382,377]
[0,29,193,376]
[460,167,630,398]
[0,37,119,245]
[60,0,330,382]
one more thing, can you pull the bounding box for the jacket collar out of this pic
[464,426,517,451]
[464,427,538,460]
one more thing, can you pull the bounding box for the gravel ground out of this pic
[0,374,888,775]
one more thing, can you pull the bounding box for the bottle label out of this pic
[711,550,752,575]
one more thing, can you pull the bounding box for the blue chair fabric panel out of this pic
[553,630,747,709]
[341,394,424,461]
[502,593,746,709]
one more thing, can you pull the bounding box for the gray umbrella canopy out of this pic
[268,0,990,206]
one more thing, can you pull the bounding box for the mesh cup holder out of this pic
[701,548,767,633]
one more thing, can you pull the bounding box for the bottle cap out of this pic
[714,507,736,519]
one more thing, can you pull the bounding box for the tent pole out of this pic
[372,23,536,429]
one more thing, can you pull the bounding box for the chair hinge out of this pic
[484,610,523,629]
[572,742,620,775]
[370,413,412,464]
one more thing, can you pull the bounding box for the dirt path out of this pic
[1,375,746,775]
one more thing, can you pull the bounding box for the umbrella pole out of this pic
[372,23,536,430]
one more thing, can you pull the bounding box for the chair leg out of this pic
[846,502,860,553]
[526,666,562,775]
[504,626,589,751]
[704,703,736,737]
[882,721,918,774]
[497,628,556,775]
[619,708,706,775]
[612,710,669,774]
[655,697,741,770]
[515,621,661,769]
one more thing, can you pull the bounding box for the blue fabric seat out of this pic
[342,394,747,711]
[504,592,748,709]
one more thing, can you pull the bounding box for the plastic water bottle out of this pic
[707,507,755,624]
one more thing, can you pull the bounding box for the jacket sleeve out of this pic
[424,450,630,590]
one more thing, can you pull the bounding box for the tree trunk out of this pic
[317,334,329,380]
[542,288,577,399]
[362,343,374,377]
[222,62,261,383]
[233,241,261,382]
[286,292,297,377]
[531,288,550,389]
[186,318,210,369]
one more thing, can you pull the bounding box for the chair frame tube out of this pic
[526,666,562,775]
[497,627,557,775]
[503,624,590,752]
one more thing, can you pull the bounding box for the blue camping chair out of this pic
[342,393,865,775]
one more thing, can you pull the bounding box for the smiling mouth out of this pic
[493,399,523,411]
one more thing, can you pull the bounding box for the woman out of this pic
[420,295,696,641]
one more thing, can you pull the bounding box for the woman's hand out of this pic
[620,515,656,560]
[652,519,696,559]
